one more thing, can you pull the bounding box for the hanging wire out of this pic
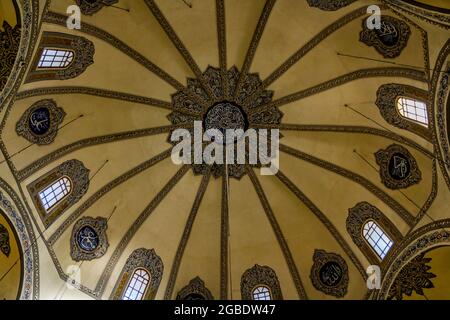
[0,114,84,165]
[337,52,450,74]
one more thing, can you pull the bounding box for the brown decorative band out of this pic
[257,123,433,158]
[247,166,308,299]
[42,11,209,110]
[143,0,214,101]
[220,172,229,299]
[279,143,415,226]
[429,39,450,189]
[276,170,366,279]
[17,124,186,182]
[248,67,427,116]
[377,218,450,299]
[382,0,450,30]
[234,0,276,99]
[95,165,190,297]
[246,5,385,105]
[164,170,211,299]
[15,86,173,111]
[48,148,173,245]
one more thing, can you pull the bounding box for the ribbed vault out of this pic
[1,0,450,300]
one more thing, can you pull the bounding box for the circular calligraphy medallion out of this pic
[388,152,411,181]
[319,261,344,287]
[28,107,51,135]
[76,225,99,252]
[375,21,399,47]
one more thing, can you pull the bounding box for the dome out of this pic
[0,0,450,301]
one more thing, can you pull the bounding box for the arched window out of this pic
[27,159,90,227]
[38,176,71,212]
[252,286,271,300]
[241,265,283,300]
[347,202,402,266]
[111,248,163,300]
[397,97,428,127]
[176,277,214,300]
[376,84,430,140]
[363,220,393,260]
[37,48,74,69]
[26,32,94,83]
[122,268,150,301]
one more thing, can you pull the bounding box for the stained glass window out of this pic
[38,48,74,69]
[122,269,150,300]
[397,97,428,126]
[38,176,71,212]
[363,220,393,260]
[252,286,271,300]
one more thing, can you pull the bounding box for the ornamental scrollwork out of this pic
[375,144,421,189]
[306,0,357,11]
[0,22,21,92]
[387,253,436,300]
[15,99,66,145]
[75,0,119,15]
[70,216,109,261]
[310,249,349,298]
[240,264,283,300]
[168,66,282,179]
[360,15,411,59]
[0,223,11,257]
[176,277,214,300]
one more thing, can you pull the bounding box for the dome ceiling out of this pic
[1,0,449,300]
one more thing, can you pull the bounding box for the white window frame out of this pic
[122,268,151,301]
[362,220,393,260]
[37,48,74,69]
[38,176,72,212]
[252,285,272,301]
[396,96,429,127]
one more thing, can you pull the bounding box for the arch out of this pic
[27,159,90,227]
[111,248,164,300]
[176,277,214,300]
[0,209,23,300]
[26,32,94,83]
[377,219,450,299]
[240,265,283,300]
[0,180,39,300]
[346,202,402,267]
